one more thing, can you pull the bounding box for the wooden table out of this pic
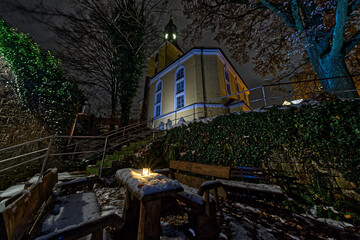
[115,168,183,240]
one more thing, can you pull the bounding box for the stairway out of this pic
[85,135,153,176]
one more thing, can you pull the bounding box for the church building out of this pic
[141,17,251,130]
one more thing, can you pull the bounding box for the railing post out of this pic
[71,143,78,161]
[39,136,54,180]
[193,104,196,120]
[262,86,268,108]
[99,137,109,179]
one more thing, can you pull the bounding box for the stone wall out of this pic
[0,80,49,149]
[264,158,360,207]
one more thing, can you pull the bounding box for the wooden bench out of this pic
[0,169,123,240]
[155,161,286,221]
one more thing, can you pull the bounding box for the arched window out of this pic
[154,80,162,117]
[224,68,231,95]
[175,66,185,109]
[166,119,172,129]
[178,117,185,124]
[159,122,164,130]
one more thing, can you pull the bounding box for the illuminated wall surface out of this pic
[146,42,251,129]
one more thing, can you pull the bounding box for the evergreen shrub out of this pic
[0,19,84,135]
[165,100,360,185]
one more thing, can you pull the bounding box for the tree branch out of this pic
[259,0,296,29]
[344,30,360,54]
[331,0,349,56]
[291,0,304,31]
[349,0,360,13]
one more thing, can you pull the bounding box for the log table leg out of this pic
[115,190,140,239]
[137,199,161,240]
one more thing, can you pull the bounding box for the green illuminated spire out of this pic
[164,16,178,45]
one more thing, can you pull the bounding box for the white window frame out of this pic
[224,67,231,95]
[174,66,186,110]
[154,80,163,117]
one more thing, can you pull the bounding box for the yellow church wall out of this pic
[147,48,251,127]
[203,55,222,102]
[147,42,183,78]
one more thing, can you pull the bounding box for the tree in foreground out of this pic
[14,0,168,127]
[182,0,360,98]
[0,19,84,135]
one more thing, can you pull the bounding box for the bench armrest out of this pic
[35,213,123,240]
[59,177,100,195]
[198,180,223,196]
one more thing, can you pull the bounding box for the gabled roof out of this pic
[149,47,249,90]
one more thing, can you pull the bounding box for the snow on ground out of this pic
[92,182,360,240]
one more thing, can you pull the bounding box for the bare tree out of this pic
[182,0,360,98]
[12,0,169,127]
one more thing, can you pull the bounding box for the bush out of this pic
[165,99,360,185]
[0,19,84,135]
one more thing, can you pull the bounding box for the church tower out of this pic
[164,16,178,47]
[140,16,183,120]
[146,16,183,79]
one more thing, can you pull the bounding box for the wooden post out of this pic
[90,229,103,240]
[117,190,140,239]
[137,199,161,240]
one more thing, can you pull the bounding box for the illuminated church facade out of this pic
[140,18,251,129]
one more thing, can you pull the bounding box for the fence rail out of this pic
[1,77,359,186]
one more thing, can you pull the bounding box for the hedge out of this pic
[165,100,360,185]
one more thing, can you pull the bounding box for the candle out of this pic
[142,168,150,176]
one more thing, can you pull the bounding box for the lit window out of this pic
[166,119,172,129]
[174,67,185,110]
[155,92,161,104]
[176,81,184,94]
[154,80,162,117]
[165,33,168,39]
[176,95,184,109]
[173,34,176,39]
[156,81,162,91]
[176,68,184,80]
[224,68,231,95]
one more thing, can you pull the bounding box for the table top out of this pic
[116,168,183,201]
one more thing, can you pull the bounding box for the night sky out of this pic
[0,0,267,115]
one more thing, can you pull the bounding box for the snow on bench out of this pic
[177,183,214,206]
[216,179,284,195]
[39,192,100,238]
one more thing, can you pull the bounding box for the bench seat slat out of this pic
[219,180,283,195]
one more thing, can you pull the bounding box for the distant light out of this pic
[173,34,176,39]
[165,33,168,39]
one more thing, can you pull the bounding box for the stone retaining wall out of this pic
[264,158,360,206]
[0,80,49,149]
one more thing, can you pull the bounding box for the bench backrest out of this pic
[169,160,231,179]
[0,169,58,240]
[230,166,269,182]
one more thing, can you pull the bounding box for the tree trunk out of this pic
[307,45,358,98]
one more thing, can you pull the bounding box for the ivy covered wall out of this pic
[0,19,84,135]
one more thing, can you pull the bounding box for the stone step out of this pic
[86,165,99,175]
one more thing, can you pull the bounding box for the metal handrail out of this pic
[0,136,54,153]
[0,148,48,164]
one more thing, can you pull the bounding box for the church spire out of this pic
[164,16,178,46]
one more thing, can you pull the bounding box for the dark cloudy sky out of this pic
[0,0,274,115]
